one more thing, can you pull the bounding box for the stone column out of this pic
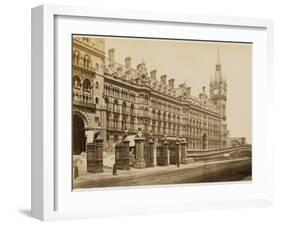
[108,134,114,153]
[126,116,130,132]
[118,115,122,131]
[134,128,146,169]
[159,121,162,135]
[100,108,107,152]
[117,135,123,144]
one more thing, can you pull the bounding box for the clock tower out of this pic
[209,47,227,147]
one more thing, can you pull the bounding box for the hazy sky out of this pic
[101,37,251,142]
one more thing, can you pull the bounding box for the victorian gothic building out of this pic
[72,36,228,155]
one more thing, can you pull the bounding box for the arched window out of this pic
[145,107,148,117]
[95,81,99,89]
[82,37,89,43]
[122,116,127,130]
[73,76,81,88]
[130,117,134,132]
[122,101,127,114]
[83,79,91,91]
[113,115,118,130]
[95,97,99,104]
[84,55,88,68]
[83,55,91,69]
[130,104,134,116]
[95,63,99,71]
[73,50,80,65]
[105,97,109,110]
[113,99,118,112]
[152,109,155,119]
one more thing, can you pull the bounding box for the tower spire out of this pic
[215,45,222,81]
[217,46,220,65]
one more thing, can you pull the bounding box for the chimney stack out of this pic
[179,81,187,89]
[168,79,175,89]
[108,48,115,63]
[202,86,206,93]
[150,70,157,80]
[125,57,131,69]
[187,87,191,95]
[160,75,167,85]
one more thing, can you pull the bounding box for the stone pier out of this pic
[134,128,146,169]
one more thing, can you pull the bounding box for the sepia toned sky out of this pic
[101,36,251,143]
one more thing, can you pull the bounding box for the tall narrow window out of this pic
[83,79,91,91]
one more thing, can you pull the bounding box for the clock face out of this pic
[213,88,226,96]
[213,88,219,95]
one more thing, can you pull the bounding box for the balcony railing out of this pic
[73,59,96,72]
[137,112,149,117]
[122,109,130,115]
[130,111,137,116]
[73,99,96,109]
[113,108,120,113]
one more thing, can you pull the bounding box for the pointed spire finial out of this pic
[217,45,220,65]
[215,45,222,73]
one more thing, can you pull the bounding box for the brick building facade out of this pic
[72,36,228,155]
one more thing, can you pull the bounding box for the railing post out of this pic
[134,128,146,169]
[87,131,104,173]
[115,132,130,170]
[180,137,188,164]
[157,135,169,166]
[144,132,154,167]
[176,137,180,167]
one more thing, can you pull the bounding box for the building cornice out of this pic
[73,39,105,59]
[103,74,221,118]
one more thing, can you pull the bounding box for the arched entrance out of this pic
[202,133,207,150]
[72,114,86,155]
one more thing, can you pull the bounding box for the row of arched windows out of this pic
[73,76,100,105]
[73,50,100,71]
[104,85,136,101]
[73,76,91,91]
[73,76,99,90]
[106,111,136,132]
[150,98,180,113]
[104,98,136,116]
[151,109,180,124]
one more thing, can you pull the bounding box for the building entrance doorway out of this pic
[202,133,207,150]
[73,114,86,155]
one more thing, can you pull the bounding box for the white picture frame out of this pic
[31,4,274,221]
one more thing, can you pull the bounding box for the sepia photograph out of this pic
[71,35,252,190]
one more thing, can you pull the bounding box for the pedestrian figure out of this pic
[113,163,118,175]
